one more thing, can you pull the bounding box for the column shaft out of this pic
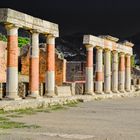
[125,55,131,91]
[85,46,94,95]
[119,53,125,92]
[104,49,111,93]
[45,35,55,97]
[95,48,103,94]
[6,25,20,99]
[112,51,118,93]
[29,32,40,98]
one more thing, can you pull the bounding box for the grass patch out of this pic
[0,117,9,121]
[0,100,81,116]
[35,108,51,113]
[0,109,9,114]
[0,116,40,129]
[0,121,40,129]
[14,108,37,115]
[6,114,23,118]
[49,104,66,111]
[65,101,79,107]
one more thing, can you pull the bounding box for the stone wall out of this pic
[0,41,7,83]
[21,45,66,86]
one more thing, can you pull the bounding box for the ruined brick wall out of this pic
[21,47,66,86]
[0,41,7,83]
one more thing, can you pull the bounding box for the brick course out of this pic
[0,41,7,83]
[21,46,66,86]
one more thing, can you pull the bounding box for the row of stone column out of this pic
[85,46,131,94]
[6,24,55,99]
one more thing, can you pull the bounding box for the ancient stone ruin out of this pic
[0,8,139,101]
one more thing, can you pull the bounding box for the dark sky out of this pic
[1,0,140,38]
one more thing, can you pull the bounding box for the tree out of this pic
[18,37,30,48]
[0,33,7,42]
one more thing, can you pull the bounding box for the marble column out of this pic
[125,54,131,92]
[118,53,125,92]
[85,45,94,95]
[95,47,103,94]
[29,31,40,98]
[6,25,20,100]
[104,49,111,93]
[112,51,118,93]
[45,35,55,97]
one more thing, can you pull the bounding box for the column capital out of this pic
[125,53,131,57]
[30,29,40,34]
[112,50,118,54]
[85,44,93,50]
[46,34,55,45]
[5,23,20,30]
[96,46,103,50]
[119,52,125,56]
[45,34,56,38]
[104,48,111,52]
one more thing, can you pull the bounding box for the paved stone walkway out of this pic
[0,96,140,140]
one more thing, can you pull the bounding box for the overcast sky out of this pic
[1,0,140,38]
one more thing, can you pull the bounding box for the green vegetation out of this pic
[64,100,79,107]
[6,114,22,118]
[131,55,136,67]
[0,33,30,48]
[0,33,7,42]
[18,37,30,48]
[0,101,80,130]
[0,116,40,129]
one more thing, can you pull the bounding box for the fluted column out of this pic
[29,31,40,98]
[6,25,20,100]
[119,53,125,92]
[112,51,118,93]
[85,45,94,95]
[45,35,55,97]
[95,47,103,94]
[125,54,131,92]
[104,49,111,93]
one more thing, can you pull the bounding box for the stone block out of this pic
[55,86,72,97]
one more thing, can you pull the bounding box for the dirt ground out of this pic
[0,96,140,140]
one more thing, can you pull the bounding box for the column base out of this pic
[5,95,21,100]
[44,91,56,98]
[27,92,42,99]
[95,91,104,95]
[125,89,131,92]
[84,91,95,95]
[104,91,112,94]
[119,90,125,93]
[112,90,119,94]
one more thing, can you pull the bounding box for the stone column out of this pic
[85,45,94,95]
[6,25,20,100]
[45,35,55,97]
[112,51,118,93]
[63,59,67,83]
[29,31,40,98]
[125,54,131,92]
[104,49,111,93]
[119,53,125,92]
[95,47,103,94]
